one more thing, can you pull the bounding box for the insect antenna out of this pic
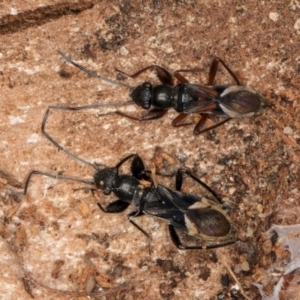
[24,170,96,195]
[41,104,129,170]
[57,50,135,90]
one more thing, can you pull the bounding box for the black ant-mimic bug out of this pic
[49,51,266,135]
[24,153,236,250]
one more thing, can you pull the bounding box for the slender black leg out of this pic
[130,155,151,181]
[115,65,173,85]
[171,113,193,127]
[194,117,231,135]
[115,108,168,121]
[115,154,138,169]
[128,210,152,255]
[97,194,152,253]
[175,168,222,204]
[209,57,240,85]
[97,200,130,213]
[114,154,151,181]
[127,211,150,239]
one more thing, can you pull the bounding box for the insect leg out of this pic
[171,112,193,127]
[127,211,150,238]
[127,210,152,254]
[115,65,173,85]
[115,108,168,121]
[176,168,222,204]
[114,153,138,169]
[173,68,202,83]
[97,200,130,213]
[130,155,152,181]
[193,117,231,135]
[209,57,240,85]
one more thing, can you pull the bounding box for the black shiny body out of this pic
[55,51,266,135]
[184,84,266,118]
[94,154,236,249]
[130,82,200,112]
[24,154,236,250]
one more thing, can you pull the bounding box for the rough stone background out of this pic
[0,0,300,299]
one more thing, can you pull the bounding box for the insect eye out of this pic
[143,82,152,89]
[140,83,152,109]
[103,187,111,195]
[97,180,105,188]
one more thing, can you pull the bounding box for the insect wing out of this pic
[182,84,219,114]
[219,86,265,117]
[153,185,205,235]
[156,185,202,210]
[142,186,186,212]
[185,207,232,237]
[156,185,235,240]
[140,186,188,233]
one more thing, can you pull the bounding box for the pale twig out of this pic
[221,257,251,300]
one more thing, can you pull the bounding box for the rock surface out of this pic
[1,1,300,299]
